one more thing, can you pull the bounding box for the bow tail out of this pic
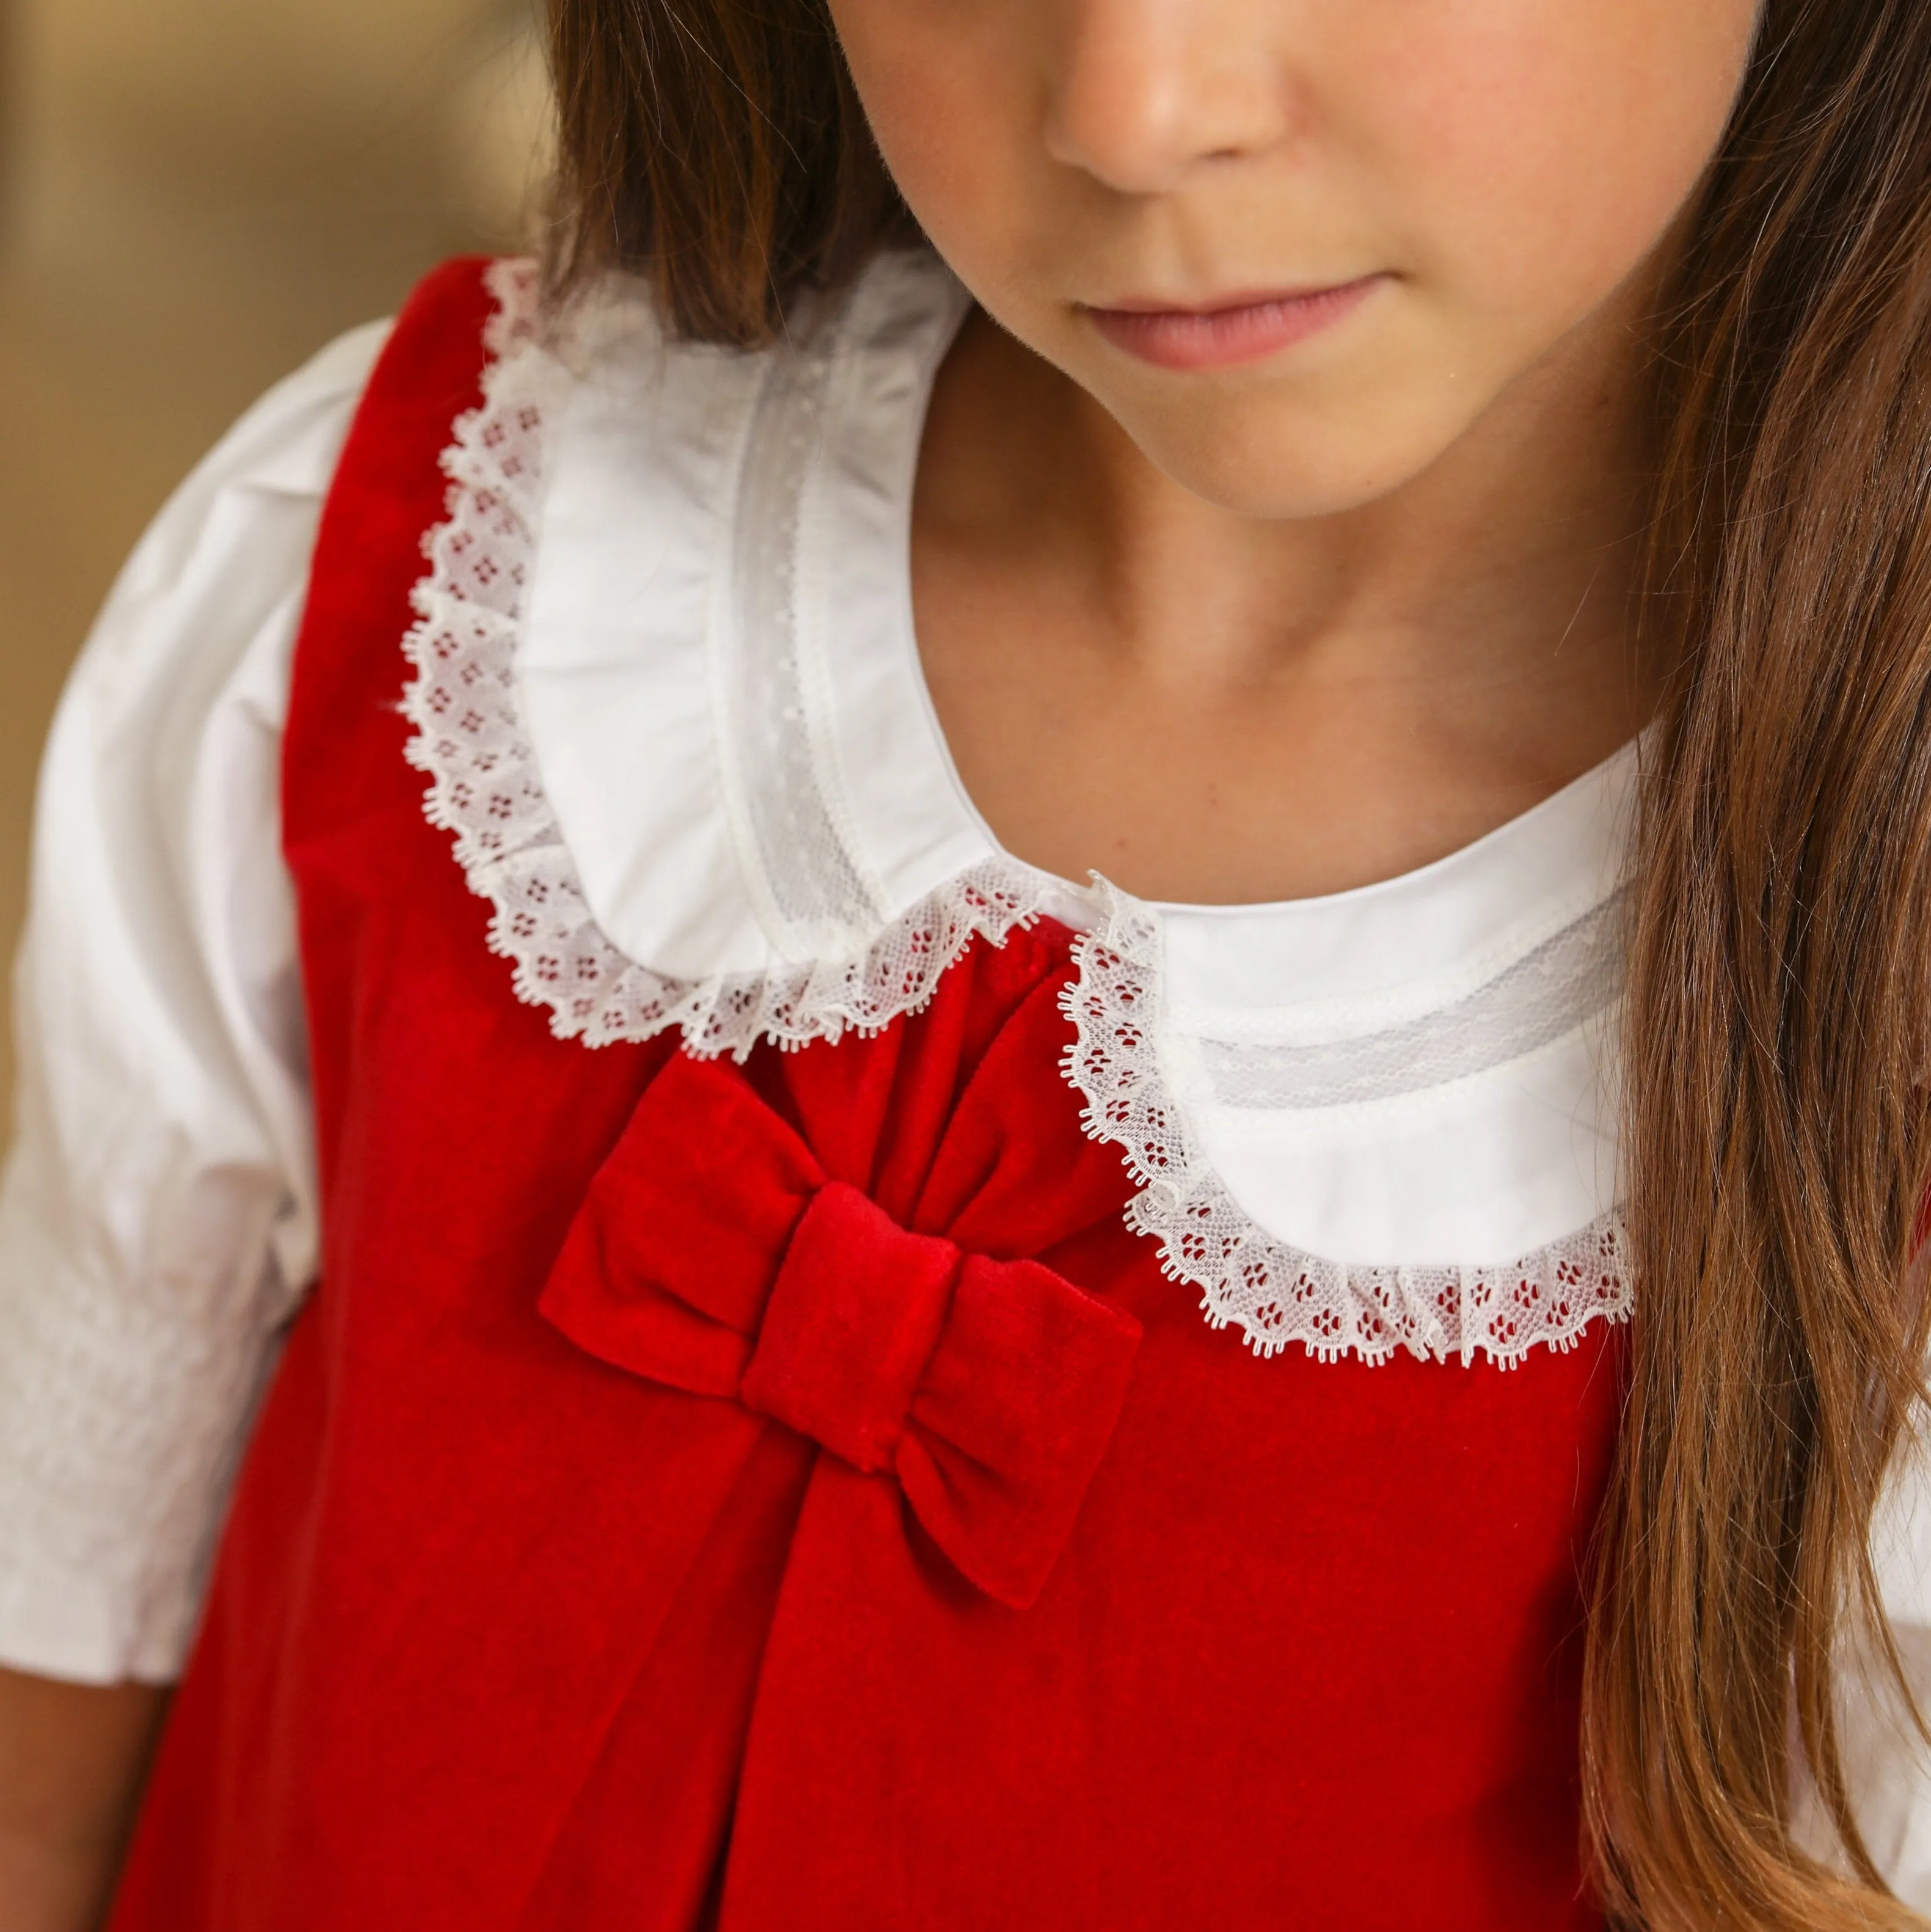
[897,1255,1142,1610]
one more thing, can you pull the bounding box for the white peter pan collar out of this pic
[521,251,992,976]
[403,257,1632,1367]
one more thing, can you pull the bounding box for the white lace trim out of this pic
[401,259,1054,1059]
[1060,888,1634,1367]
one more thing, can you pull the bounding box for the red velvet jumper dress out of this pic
[108,258,1626,1931]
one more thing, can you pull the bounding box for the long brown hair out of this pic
[542,1,1931,1924]
[1592,3,1931,1925]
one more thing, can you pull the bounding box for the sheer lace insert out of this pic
[1191,893,1627,1111]
[722,331,888,951]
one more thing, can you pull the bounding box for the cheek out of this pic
[1373,0,1754,327]
[828,1,1029,245]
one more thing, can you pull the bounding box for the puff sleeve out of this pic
[0,321,388,1685]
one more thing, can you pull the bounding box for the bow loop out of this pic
[541,1056,825,1396]
[539,1053,1142,1609]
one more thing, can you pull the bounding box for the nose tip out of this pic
[1043,70,1194,196]
[1042,4,1293,196]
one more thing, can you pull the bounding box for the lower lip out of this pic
[1086,277,1383,371]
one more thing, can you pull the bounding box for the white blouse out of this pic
[0,252,1927,1890]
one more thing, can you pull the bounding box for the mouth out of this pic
[1082,276,1386,372]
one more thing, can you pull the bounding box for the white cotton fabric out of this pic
[520,255,994,979]
[0,321,386,1683]
[1159,758,1631,1264]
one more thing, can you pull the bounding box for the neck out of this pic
[911,278,1662,901]
[935,279,1655,725]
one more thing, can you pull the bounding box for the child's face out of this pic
[831,0,1759,518]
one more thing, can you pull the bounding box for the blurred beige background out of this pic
[0,0,549,1113]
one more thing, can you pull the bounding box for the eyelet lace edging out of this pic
[1059,886,1634,1367]
[400,258,1056,1059]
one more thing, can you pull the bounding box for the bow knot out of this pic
[539,1055,1143,1610]
[740,1181,957,1474]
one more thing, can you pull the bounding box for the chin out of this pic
[1033,294,1496,520]
[1120,390,1487,522]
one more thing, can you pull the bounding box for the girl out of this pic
[2,0,1929,1926]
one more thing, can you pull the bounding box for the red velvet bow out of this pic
[539,1055,1144,1611]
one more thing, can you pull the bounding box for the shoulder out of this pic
[96,313,390,636]
[56,307,395,760]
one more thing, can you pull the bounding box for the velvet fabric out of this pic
[108,258,1624,1930]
